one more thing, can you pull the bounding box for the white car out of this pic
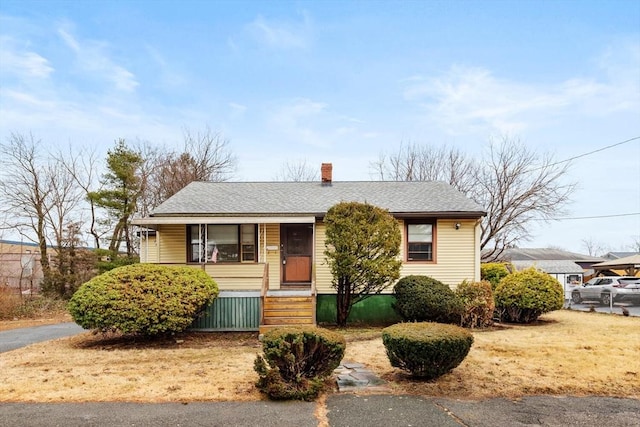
[571,276,640,305]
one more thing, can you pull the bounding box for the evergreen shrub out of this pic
[382,322,473,379]
[67,264,218,336]
[456,280,495,328]
[254,326,345,401]
[494,267,564,323]
[393,275,462,324]
[480,263,511,290]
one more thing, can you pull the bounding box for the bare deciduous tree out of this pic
[371,143,478,194]
[144,127,236,212]
[581,237,606,257]
[0,133,52,276]
[45,159,84,256]
[56,147,105,249]
[274,159,319,181]
[372,136,576,261]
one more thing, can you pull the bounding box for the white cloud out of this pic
[245,13,311,49]
[57,26,139,93]
[0,37,54,78]
[228,102,247,119]
[404,42,640,136]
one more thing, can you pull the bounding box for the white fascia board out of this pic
[132,216,316,227]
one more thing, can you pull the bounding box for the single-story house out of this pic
[132,164,486,332]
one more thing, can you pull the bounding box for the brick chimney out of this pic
[321,163,333,185]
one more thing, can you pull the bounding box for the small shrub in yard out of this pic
[254,326,346,401]
[481,263,511,290]
[393,275,463,324]
[494,267,563,323]
[382,322,473,379]
[68,264,218,336]
[456,280,495,328]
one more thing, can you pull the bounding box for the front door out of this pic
[281,224,313,285]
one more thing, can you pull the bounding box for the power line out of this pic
[529,136,640,171]
[536,212,640,221]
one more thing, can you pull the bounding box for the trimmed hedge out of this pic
[68,264,218,336]
[382,322,473,379]
[393,275,462,324]
[456,280,495,328]
[494,267,564,323]
[254,326,345,401]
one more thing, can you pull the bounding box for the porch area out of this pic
[189,262,316,333]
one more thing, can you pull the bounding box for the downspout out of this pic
[475,218,481,281]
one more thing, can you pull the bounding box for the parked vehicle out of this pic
[571,276,640,305]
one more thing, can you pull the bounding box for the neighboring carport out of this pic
[591,254,640,276]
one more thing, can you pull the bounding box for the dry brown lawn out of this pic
[0,310,638,402]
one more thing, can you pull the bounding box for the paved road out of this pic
[1,395,639,426]
[0,322,84,353]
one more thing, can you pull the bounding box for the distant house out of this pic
[494,248,605,302]
[602,251,639,260]
[0,240,44,293]
[133,163,486,332]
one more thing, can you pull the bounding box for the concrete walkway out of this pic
[0,322,84,353]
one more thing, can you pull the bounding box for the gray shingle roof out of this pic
[512,260,585,274]
[150,181,485,217]
[496,248,603,263]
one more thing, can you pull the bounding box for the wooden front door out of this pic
[281,224,313,285]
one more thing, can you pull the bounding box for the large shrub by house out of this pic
[393,275,462,324]
[494,267,563,323]
[324,201,402,326]
[68,264,218,336]
[254,326,345,401]
[382,322,473,379]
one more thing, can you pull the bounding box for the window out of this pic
[187,224,257,263]
[406,222,434,261]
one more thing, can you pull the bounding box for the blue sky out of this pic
[1,0,639,254]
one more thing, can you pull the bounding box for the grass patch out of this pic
[0,310,638,402]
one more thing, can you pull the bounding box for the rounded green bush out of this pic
[393,275,463,324]
[254,326,346,401]
[494,267,563,323]
[382,322,473,379]
[480,263,511,290]
[456,280,495,328]
[67,264,218,336]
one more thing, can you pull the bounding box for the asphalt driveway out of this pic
[0,322,84,353]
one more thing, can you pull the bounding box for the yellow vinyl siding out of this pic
[314,222,334,293]
[400,219,479,286]
[156,224,186,263]
[204,263,266,290]
[264,223,280,290]
[316,218,480,295]
[139,234,158,263]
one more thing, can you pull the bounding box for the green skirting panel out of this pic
[316,294,402,326]
[190,293,260,331]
